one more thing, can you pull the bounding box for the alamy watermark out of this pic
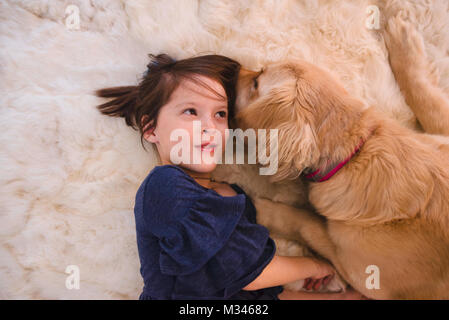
[365,264,381,289]
[65,265,80,290]
[65,5,80,30]
[366,5,380,30]
[169,120,279,176]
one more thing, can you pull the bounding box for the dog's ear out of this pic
[235,83,320,182]
[270,68,365,182]
[273,80,322,182]
[293,65,368,163]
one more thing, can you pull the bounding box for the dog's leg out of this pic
[384,15,449,136]
[254,197,352,289]
[253,198,340,267]
[253,197,349,292]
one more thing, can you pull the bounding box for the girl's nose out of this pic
[202,116,216,132]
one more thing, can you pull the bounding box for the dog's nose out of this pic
[235,67,261,114]
[238,67,261,81]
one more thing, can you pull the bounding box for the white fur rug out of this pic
[1,0,449,299]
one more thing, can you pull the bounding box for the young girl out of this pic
[96,53,366,300]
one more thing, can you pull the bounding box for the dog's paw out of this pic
[326,272,348,293]
[284,271,348,293]
[253,197,278,227]
[383,15,438,85]
[384,15,426,66]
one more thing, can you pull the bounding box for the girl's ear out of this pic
[142,116,158,143]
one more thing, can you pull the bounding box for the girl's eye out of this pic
[216,111,227,118]
[183,108,197,116]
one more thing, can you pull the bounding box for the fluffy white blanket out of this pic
[1,0,449,299]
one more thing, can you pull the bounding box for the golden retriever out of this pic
[233,16,449,299]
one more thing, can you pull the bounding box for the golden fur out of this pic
[234,16,449,299]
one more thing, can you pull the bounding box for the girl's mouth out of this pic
[198,142,217,151]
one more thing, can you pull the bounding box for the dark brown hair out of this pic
[95,53,241,150]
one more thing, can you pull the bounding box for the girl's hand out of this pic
[302,258,336,291]
[311,257,336,279]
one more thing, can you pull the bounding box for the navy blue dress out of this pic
[133,164,283,300]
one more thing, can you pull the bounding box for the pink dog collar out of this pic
[303,137,366,183]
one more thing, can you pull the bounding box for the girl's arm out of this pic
[242,255,334,291]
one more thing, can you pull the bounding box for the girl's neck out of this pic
[174,165,215,189]
[181,166,212,179]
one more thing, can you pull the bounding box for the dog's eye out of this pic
[253,77,258,89]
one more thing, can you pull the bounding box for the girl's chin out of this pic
[184,162,218,173]
[166,148,223,171]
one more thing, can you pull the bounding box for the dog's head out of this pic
[234,60,365,182]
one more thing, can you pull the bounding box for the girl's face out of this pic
[144,75,229,174]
